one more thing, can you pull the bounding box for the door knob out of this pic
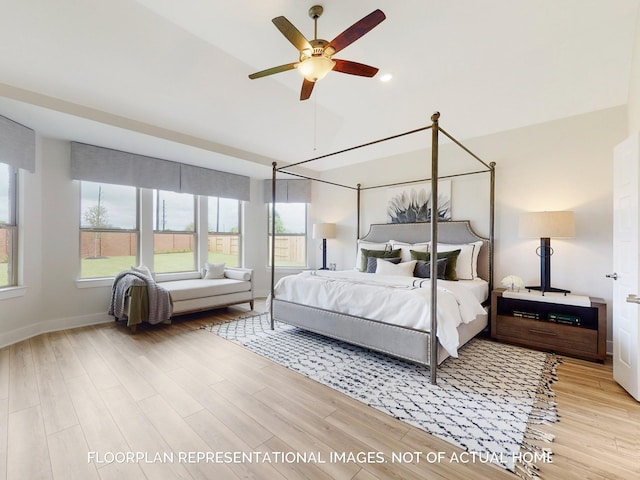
[606,273,618,280]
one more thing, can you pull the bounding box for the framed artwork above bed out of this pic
[386,180,451,223]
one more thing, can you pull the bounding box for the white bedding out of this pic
[271,270,487,357]
[457,278,489,304]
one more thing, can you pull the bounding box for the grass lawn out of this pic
[81,251,240,278]
[3,251,302,285]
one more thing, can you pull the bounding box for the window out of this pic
[80,181,138,279]
[208,197,241,267]
[0,163,17,287]
[153,190,196,273]
[268,203,307,267]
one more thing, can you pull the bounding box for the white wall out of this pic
[629,6,640,133]
[314,107,628,350]
[1,138,110,347]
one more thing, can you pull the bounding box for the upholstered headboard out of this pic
[360,221,490,282]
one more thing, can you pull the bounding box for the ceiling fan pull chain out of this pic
[313,95,318,151]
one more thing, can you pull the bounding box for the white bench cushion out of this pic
[160,278,251,302]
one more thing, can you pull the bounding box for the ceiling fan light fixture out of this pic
[298,55,336,82]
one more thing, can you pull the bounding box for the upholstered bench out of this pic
[112,266,254,332]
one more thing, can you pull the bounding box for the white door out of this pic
[612,133,640,401]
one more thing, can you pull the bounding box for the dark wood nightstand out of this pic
[490,288,606,362]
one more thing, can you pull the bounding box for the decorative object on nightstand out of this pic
[519,210,575,294]
[313,223,336,270]
[501,275,524,292]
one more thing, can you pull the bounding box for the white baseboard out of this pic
[0,312,112,350]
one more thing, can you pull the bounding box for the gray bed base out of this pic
[271,220,491,367]
[272,299,487,365]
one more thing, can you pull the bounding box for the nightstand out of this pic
[490,288,606,362]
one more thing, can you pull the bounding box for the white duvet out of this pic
[271,270,487,357]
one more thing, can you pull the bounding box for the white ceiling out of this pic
[0,0,638,176]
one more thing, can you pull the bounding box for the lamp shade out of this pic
[519,211,575,238]
[313,223,336,239]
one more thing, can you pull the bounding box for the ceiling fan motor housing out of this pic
[300,39,333,62]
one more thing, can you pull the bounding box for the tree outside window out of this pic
[268,203,307,267]
[80,181,138,279]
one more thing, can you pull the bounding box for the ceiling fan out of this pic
[248,5,386,101]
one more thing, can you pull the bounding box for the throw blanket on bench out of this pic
[109,271,173,324]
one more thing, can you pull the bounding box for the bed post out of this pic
[489,162,496,296]
[356,183,361,239]
[270,162,277,330]
[429,112,440,385]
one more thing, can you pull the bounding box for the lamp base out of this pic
[525,285,571,295]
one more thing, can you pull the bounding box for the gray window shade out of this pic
[263,179,311,203]
[0,115,35,173]
[70,142,250,200]
[180,164,250,201]
[71,142,180,191]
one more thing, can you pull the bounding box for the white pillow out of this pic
[224,269,251,281]
[131,264,153,279]
[376,259,417,277]
[435,241,483,279]
[390,240,428,262]
[355,240,389,271]
[204,262,225,279]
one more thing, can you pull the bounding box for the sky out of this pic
[9,177,300,233]
[80,181,240,232]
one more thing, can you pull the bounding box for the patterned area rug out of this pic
[207,313,559,479]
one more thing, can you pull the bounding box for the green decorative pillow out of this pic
[410,249,461,281]
[360,248,401,272]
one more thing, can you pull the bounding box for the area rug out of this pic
[207,313,559,479]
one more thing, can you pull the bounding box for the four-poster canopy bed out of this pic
[269,112,496,384]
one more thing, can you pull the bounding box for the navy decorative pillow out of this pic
[366,256,401,273]
[413,258,448,279]
[411,248,461,281]
[360,248,401,272]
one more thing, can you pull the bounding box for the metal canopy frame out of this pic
[269,112,495,384]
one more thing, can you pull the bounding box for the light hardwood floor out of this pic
[0,302,638,480]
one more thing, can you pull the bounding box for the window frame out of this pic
[152,189,198,274]
[78,181,140,280]
[207,196,242,267]
[0,163,18,287]
[267,202,308,268]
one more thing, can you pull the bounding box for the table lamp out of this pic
[519,211,575,294]
[313,223,336,270]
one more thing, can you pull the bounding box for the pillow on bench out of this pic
[203,262,225,279]
[224,269,251,281]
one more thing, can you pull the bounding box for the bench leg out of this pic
[250,300,255,310]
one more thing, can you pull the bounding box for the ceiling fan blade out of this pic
[327,9,386,55]
[248,62,298,79]
[272,16,312,52]
[300,79,315,101]
[333,59,379,77]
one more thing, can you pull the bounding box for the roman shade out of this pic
[70,142,250,201]
[0,114,36,173]
[180,163,250,201]
[263,179,311,203]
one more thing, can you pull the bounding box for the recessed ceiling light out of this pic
[379,73,393,82]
